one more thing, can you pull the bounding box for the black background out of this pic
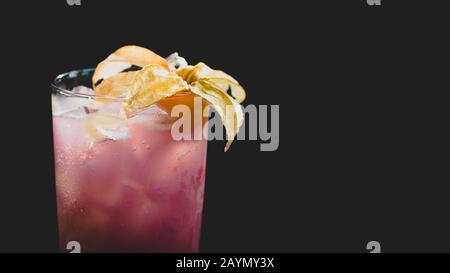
[1,0,449,253]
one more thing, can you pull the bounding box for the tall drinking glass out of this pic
[51,69,207,252]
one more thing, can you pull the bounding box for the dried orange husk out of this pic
[92,61,133,86]
[107,45,169,68]
[177,65,201,83]
[177,62,246,103]
[190,79,244,151]
[124,64,189,110]
[157,91,209,136]
[91,46,247,151]
[177,62,234,83]
[94,71,138,97]
[93,45,170,90]
[157,91,208,115]
[205,77,246,103]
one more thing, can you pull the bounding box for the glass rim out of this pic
[51,68,192,102]
[51,68,127,101]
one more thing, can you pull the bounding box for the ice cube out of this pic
[95,101,123,117]
[96,126,130,141]
[166,52,188,70]
[84,113,130,142]
[52,86,97,118]
[72,85,95,96]
[52,95,89,119]
[127,104,174,131]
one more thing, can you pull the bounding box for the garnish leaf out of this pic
[190,79,244,151]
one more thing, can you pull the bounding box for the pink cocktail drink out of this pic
[52,69,207,252]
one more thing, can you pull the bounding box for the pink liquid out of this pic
[52,99,207,253]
